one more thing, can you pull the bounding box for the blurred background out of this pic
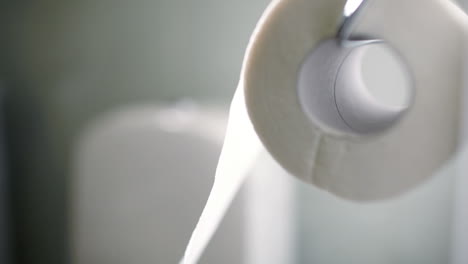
[0,0,467,263]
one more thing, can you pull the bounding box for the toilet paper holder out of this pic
[339,0,366,40]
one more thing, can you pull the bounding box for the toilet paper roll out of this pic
[182,0,468,263]
[244,0,468,200]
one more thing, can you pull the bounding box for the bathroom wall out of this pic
[0,0,269,263]
[0,85,9,264]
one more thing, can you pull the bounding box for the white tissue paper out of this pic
[180,88,263,264]
[246,0,468,201]
[181,0,468,263]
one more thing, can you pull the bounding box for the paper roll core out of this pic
[298,39,413,136]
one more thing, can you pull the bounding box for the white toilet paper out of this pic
[181,89,263,264]
[182,0,468,262]
[245,0,468,200]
